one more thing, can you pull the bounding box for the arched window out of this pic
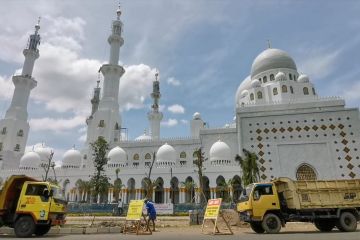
[0,142,3,151]
[1,127,6,135]
[263,76,267,83]
[193,151,198,158]
[180,152,186,158]
[250,93,254,100]
[83,154,87,159]
[145,153,151,160]
[289,74,292,80]
[273,88,278,96]
[290,86,294,94]
[257,91,263,99]
[303,87,309,95]
[17,129,24,137]
[133,154,139,160]
[296,164,317,180]
[14,144,20,152]
[114,123,119,130]
[270,74,275,81]
[282,85,288,93]
[98,120,105,127]
[312,88,316,95]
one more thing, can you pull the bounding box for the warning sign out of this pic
[126,200,144,221]
[204,198,222,219]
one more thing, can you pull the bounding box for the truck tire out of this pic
[314,219,335,232]
[337,212,357,232]
[250,222,265,233]
[35,224,51,236]
[261,213,281,234]
[14,216,36,238]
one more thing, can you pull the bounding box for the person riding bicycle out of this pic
[144,199,157,231]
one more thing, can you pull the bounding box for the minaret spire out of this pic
[148,70,163,140]
[86,5,125,145]
[0,19,41,169]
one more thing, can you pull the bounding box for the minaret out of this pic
[0,19,41,169]
[88,5,124,145]
[147,72,163,140]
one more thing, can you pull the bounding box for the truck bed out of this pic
[274,177,360,210]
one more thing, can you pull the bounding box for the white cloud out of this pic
[119,64,157,111]
[0,75,14,100]
[29,116,85,133]
[78,134,87,142]
[161,118,178,127]
[168,104,185,114]
[180,119,189,124]
[167,77,181,86]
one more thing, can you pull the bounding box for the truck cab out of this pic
[0,175,67,237]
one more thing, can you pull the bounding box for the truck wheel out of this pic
[261,213,281,234]
[314,219,335,232]
[250,222,265,233]
[35,224,51,236]
[14,216,35,238]
[337,212,357,232]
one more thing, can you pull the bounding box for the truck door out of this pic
[251,184,280,220]
[17,183,51,221]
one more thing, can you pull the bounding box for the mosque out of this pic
[0,6,359,204]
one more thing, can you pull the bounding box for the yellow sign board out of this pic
[204,198,222,219]
[126,200,144,220]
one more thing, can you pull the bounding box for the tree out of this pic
[180,180,196,203]
[193,148,207,204]
[42,151,55,181]
[144,152,157,199]
[75,179,86,202]
[113,168,124,202]
[235,149,259,186]
[217,178,233,203]
[89,137,110,203]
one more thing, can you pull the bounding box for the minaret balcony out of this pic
[100,64,125,75]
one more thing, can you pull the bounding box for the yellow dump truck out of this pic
[0,175,67,237]
[237,177,360,234]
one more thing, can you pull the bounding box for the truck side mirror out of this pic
[43,189,50,198]
[242,189,246,196]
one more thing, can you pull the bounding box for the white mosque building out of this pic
[0,7,359,204]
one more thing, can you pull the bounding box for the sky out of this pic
[0,0,360,162]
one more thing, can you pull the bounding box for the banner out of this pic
[153,203,174,215]
[204,198,222,219]
[126,200,144,220]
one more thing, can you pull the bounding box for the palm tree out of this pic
[217,179,233,203]
[75,179,86,202]
[235,149,259,186]
[180,180,196,203]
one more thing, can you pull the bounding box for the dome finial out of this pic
[267,39,271,49]
[35,16,41,34]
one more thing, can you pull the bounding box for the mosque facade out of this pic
[0,7,359,204]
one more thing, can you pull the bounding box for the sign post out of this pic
[123,200,152,235]
[201,198,233,235]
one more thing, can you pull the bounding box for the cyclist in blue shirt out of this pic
[144,199,157,231]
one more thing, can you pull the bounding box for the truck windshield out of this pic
[239,184,254,202]
[51,187,65,201]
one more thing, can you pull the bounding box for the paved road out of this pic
[1,228,360,240]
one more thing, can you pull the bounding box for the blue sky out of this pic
[0,0,360,161]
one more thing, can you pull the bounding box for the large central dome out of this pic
[251,48,297,78]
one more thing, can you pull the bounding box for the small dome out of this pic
[135,133,152,141]
[209,140,231,162]
[251,48,297,78]
[251,79,261,88]
[34,144,53,165]
[297,74,310,83]
[107,146,127,165]
[193,112,201,120]
[275,72,287,81]
[20,151,41,169]
[62,148,81,168]
[156,143,176,167]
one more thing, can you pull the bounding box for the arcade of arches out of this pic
[66,175,244,204]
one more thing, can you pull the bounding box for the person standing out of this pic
[117,198,123,216]
[144,199,157,231]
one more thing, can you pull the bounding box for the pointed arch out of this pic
[250,93,254,100]
[170,177,179,204]
[282,85,288,93]
[273,87,278,96]
[145,153,151,160]
[303,87,309,95]
[180,151,186,159]
[257,91,263,99]
[296,164,317,180]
